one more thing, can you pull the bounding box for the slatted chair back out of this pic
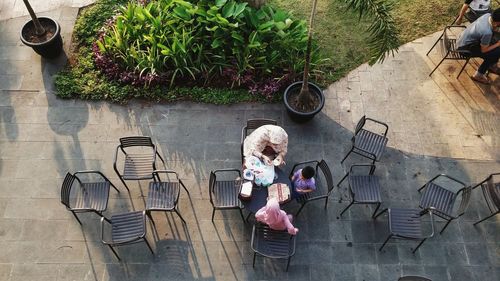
[208,171,216,205]
[485,176,500,211]
[456,186,472,217]
[243,119,278,138]
[61,172,76,208]
[318,160,334,194]
[354,115,366,135]
[119,136,154,148]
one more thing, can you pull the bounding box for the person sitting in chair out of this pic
[291,166,316,199]
[456,0,492,25]
[243,125,288,166]
[457,8,500,84]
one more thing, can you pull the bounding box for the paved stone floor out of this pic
[0,2,499,281]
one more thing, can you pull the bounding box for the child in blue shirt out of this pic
[291,166,316,199]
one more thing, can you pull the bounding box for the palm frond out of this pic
[340,0,400,65]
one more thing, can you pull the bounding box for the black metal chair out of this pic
[288,159,335,217]
[375,208,435,253]
[209,169,245,223]
[100,210,154,261]
[241,118,278,163]
[398,276,432,281]
[472,173,500,225]
[60,171,120,225]
[337,164,382,218]
[113,136,166,191]
[427,25,471,78]
[251,222,297,272]
[146,170,190,224]
[418,174,471,234]
[340,116,388,165]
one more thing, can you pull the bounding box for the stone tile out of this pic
[354,264,380,281]
[353,243,377,264]
[9,263,59,281]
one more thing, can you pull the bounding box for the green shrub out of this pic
[55,0,324,103]
[97,0,324,86]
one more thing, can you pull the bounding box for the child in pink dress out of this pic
[255,198,298,235]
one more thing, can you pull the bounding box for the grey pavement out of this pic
[0,3,499,281]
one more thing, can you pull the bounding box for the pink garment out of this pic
[255,198,298,235]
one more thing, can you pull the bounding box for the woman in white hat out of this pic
[243,125,288,166]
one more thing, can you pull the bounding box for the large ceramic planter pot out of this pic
[20,17,63,59]
[283,81,325,123]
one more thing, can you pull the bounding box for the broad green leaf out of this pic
[273,10,287,22]
[233,3,246,17]
[211,38,222,49]
[258,21,274,31]
[173,6,191,20]
[215,0,227,8]
[222,1,235,18]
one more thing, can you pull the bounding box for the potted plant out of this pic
[20,0,63,59]
[284,0,400,123]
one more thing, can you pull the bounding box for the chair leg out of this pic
[174,209,187,224]
[211,208,216,223]
[179,180,191,197]
[473,212,498,226]
[340,148,353,164]
[372,203,381,218]
[457,58,469,78]
[71,211,82,225]
[379,234,392,251]
[337,172,349,187]
[440,220,452,234]
[429,56,448,77]
[239,208,246,224]
[252,252,257,268]
[426,34,443,56]
[108,245,121,261]
[340,201,354,217]
[110,182,120,193]
[373,208,388,219]
[324,197,329,210]
[146,211,155,226]
[286,256,291,272]
[143,237,155,256]
[412,238,427,254]
[295,203,306,218]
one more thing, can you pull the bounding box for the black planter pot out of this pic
[20,17,63,59]
[283,81,325,123]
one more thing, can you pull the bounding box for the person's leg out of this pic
[477,47,500,74]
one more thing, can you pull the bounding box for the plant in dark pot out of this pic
[284,0,400,123]
[20,0,63,59]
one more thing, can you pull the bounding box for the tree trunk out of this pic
[245,0,267,9]
[296,0,318,110]
[22,0,45,35]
